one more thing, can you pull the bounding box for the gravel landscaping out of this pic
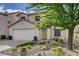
[1,39,79,56]
[1,45,79,56]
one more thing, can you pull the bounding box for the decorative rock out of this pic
[40,45,47,50]
[34,52,42,56]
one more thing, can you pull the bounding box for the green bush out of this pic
[16,41,33,47]
[52,47,63,56]
[53,38,59,41]
[50,39,65,46]
[58,39,65,44]
[57,39,65,46]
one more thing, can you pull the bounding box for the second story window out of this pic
[35,16,40,21]
[21,16,25,19]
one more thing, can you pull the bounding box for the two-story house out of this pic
[0,11,79,41]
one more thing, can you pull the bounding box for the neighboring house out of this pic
[0,11,79,41]
[0,12,9,38]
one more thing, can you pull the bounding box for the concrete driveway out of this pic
[0,40,27,47]
[0,39,27,55]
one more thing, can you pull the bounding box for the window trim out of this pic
[54,29,61,37]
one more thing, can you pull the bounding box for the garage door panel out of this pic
[13,29,39,40]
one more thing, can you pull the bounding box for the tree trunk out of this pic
[67,27,74,50]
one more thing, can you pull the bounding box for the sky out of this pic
[0,3,37,13]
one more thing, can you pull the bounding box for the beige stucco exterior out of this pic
[8,13,19,24]
[50,28,68,40]
[1,12,79,40]
[0,14,9,37]
[8,12,45,40]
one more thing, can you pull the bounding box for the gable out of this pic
[18,13,28,20]
[9,19,35,29]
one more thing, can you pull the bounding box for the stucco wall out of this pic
[28,13,42,23]
[74,25,79,40]
[50,28,68,40]
[8,13,42,24]
[9,20,34,35]
[9,20,42,40]
[0,15,9,36]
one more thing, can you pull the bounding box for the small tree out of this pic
[32,3,79,50]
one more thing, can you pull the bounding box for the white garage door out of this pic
[13,29,39,40]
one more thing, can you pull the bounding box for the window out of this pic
[54,29,61,37]
[35,16,40,21]
[21,16,25,19]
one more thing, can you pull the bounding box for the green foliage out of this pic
[58,39,65,45]
[52,47,63,56]
[32,3,79,50]
[16,41,33,47]
[50,39,65,47]
[35,18,53,29]
[32,3,79,29]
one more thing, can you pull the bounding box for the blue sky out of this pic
[0,3,30,11]
[0,3,41,13]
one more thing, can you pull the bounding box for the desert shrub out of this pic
[50,38,65,47]
[50,40,58,46]
[17,47,23,53]
[52,47,63,56]
[16,41,33,47]
[53,38,59,41]
[12,48,17,52]
[12,46,28,55]
[20,47,28,56]
[39,40,46,45]
[12,47,22,52]
[21,47,27,52]
[16,46,28,53]
[26,45,32,49]
[57,39,65,46]
[58,39,65,44]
